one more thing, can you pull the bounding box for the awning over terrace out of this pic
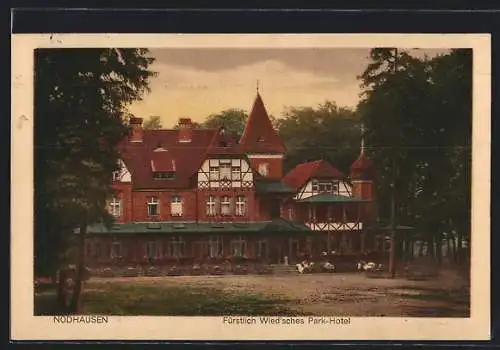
[76,218,311,235]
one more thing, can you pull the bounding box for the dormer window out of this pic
[153,172,175,180]
[112,171,121,182]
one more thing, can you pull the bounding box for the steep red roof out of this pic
[350,151,374,180]
[118,126,246,189]
[239,93,286,154]
[283,160,345,190]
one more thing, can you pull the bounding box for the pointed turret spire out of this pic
[239,93,286,154]
[350,122,373,180]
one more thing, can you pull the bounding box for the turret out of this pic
[239,92,286,179]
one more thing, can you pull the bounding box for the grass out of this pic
[35,283,300,316]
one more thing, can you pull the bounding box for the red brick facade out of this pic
[86,93,377,267]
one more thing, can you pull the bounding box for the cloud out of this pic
[149,59,340,91]
[128,58,360,127]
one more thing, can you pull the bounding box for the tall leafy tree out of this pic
[276,101,360,174]
[35,48,156,312]
[203,108,248,138]
[358,48,472,264]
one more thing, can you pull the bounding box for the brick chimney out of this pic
[129,117,144,143]
[178,118,193,143]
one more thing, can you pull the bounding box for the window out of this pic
[112,171,121,182]
[230,237,246,257]
[221,196,232,216]
[220,161,231,180]
[108,197,121,217]
[171,196,183,217]
[168,236,185,258]
[209,166,219,181]
[153,172,175,180]
[111,240,123,258]
[209,236,223,258]
[256,239,268,259]
[206,195,217,216]
[288,207,294,220]
[318,182,332,193]
[147,197,159,216]
[231,166,241,180]
[311,180,318,192]
[258,163,269,176]
[235,196,247,216]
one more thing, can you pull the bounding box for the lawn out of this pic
[35,272,470,317]
[35,283,301,316]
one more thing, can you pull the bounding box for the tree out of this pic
[357,48,472,265]
[203,108,248,138]
[143,115,163,130]
[34,48,156,313]
[276,101,360,174]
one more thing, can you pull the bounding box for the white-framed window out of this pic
[171,195,183,217]
[235,196,247,216]
[311,180,318,192]
[209,166,219,181]
[231,166,241,180]
[108,197,121,217]
[209,236,223,258]
[111,239,123,258]
[221,196,232,216]
[230,236,246,257]
[147,197,159,216]
[256,239,268,259]
[258,163,269,176]
[318,182,332,193]
[220,160,231,180]
[168,236,185,258]
[206,195,217,216]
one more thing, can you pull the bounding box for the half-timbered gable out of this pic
[197,157,254,190]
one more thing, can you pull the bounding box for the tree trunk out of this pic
[56,268,69,313]
[451,234,458,263]
[436,236,442,265]
[68,223,87,314]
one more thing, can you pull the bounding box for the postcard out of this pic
[11,33,490,341]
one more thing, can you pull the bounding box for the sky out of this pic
[127,48,448,128]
